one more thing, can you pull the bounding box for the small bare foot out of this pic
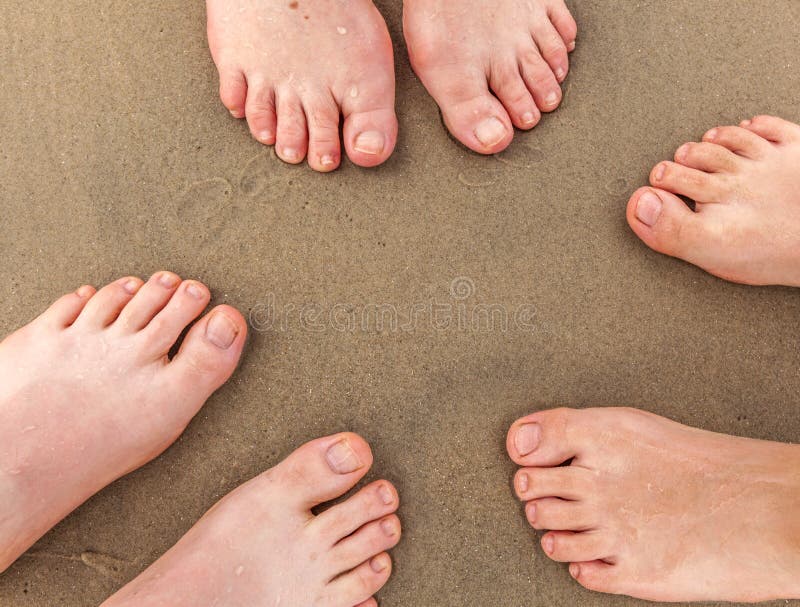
[403,0,577,154]
[0,273,247,571]
[206,0,397,172]
[627,115,800,286]
[102,433,400,607]
[506,407,800,602]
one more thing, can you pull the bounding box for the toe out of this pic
[542,530,613,563]
[304,92,342,172]
[489,58,540,130]
[275,89,308,164]
[531,15,569,83]
[40,285,96,327]
[547,0,578,51]
[569,561,623,595]
[327,514,401,575]
[312,480,399,541]
[741,115,800,143]
[73,277,143,328]
[514,466,590,501]
[115,271,181,333]
[518,44,562,113]
[326,553,392,607]
[340,83,398,168]
[506,408,585,467]
[245,77,278,146]
[526,498,595,531]
[673,141,742,173]
[649,160,729,203]
[139,280,211,357]
[261,432,374,511]
[626,187,709,262]
[219,67,248,119]
[164,304,246,407]
[702,125,771,159]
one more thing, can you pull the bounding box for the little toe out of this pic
[649,160,730,203]
[674,141,742,173]
[514,466,589,502]
[304,92,343,172]
[519,44,562,113]
[312,480,399,542]
[219,67,248,119]
[73,277,143,328]
[526,498,595,531]
[507,408,587,467]
[115,271,181,333]
[531,16,569,83]
[326,553,392,607]
[41,285,96,328]
[139,280,210,357]
[275,89,308,164]
[703,125,771,159]
[547,0,579,51]
[569,561,622,595]
[327,514,401,575]
[245,78,278,146]
[542,530,613,563]
[741,115,800,143]
[489,59,540,130]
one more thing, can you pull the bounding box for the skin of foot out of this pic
[628,115,800,286]
[206,0,398,172]
[403,0,577,155]
[0,273,247,572]
[102,433,400,607]
[506,407,800,602]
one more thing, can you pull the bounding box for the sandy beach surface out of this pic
[1,1,799,605]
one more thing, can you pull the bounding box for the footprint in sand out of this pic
[238,149,294,198]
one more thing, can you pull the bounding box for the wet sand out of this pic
[1,1,800,605]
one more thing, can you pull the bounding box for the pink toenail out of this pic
[205,311,239,349]
[381,519,398,537]
[517,472,529,493]
[76,285,94,298]
[545,91,560,106]
[704,128,718,141]
[521,111,536,126]
[741,119,752,127]
[325,439,363,474]
[514,423,541,456]
[543,535,554,554]
[635,191,663,227]
[282,147,300,162]
[568,40,576,51]
[186,283,205,300]
[555,67,566,81]
[654,163,666,181]
[676,144,689,162]
[569,563,580,578]
[353,131,386,155]
[158,272,178,288]
[370,554,389,573]
[320,154,336,167]
[526,502,536,522]
[258,130,273,143]
[379,484,394,505]
[474,117,507,147]
[122,279,140,294]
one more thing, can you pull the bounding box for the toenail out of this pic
[704,128,718,141]
[381,519,398,537]
[568,40,576,51]
[521,111,536,126]
[122,279,140,294]
[635,191,663,227]
[555,67,566,80]
[76,285,94,298]
[569,563,580,578]
[325,439,363,474]
[157,272,178,288]
[186,283,206,300]
[258,130,273,143]
[514,423,541,456]
[379,484,394,505]
[653,163,666,181]
[370,554,389,573]
[545,91,560,107]
[205,311,239,349]
[321,154,336,167]
[543,535,554,554]
[517,472,529,493]
[474,117,507,147]
[353,131,386,155]
[526,502,536,523]
[740,119,752,127]
[282,147,300,162]
[675,144,689,161]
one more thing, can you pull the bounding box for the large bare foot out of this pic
[506,407,800,602]
[403,0,577,154]
[102,433,401,607]
[206,0,397,172]
[0,273,247,571]
[628,115,800,286]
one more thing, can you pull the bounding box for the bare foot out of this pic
[506,407,800,602]
[206,0,397,172]
[102,433,400,607]
[0,273,247,571]
[403,0,577,154]
[627,115,800,286]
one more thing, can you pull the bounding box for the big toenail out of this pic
[635,191,663,227]
[205,312,239,349]
[522,112,536,125]
[381,519,398,537]
[379,484,394,505]
[545,91,559,106]
[186,283,205,299]
[543,535,554,554]
[158,273,178,288]
[353,131,386,155]
[76,285,94,298]
[517,472,529,493]
[325,439,363,474]
[514,423,541,456]
[654,163,666,181]
[122,279,140,294]
[569,563,580,578]
[370,554,389,573]
[474,117,507,147]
